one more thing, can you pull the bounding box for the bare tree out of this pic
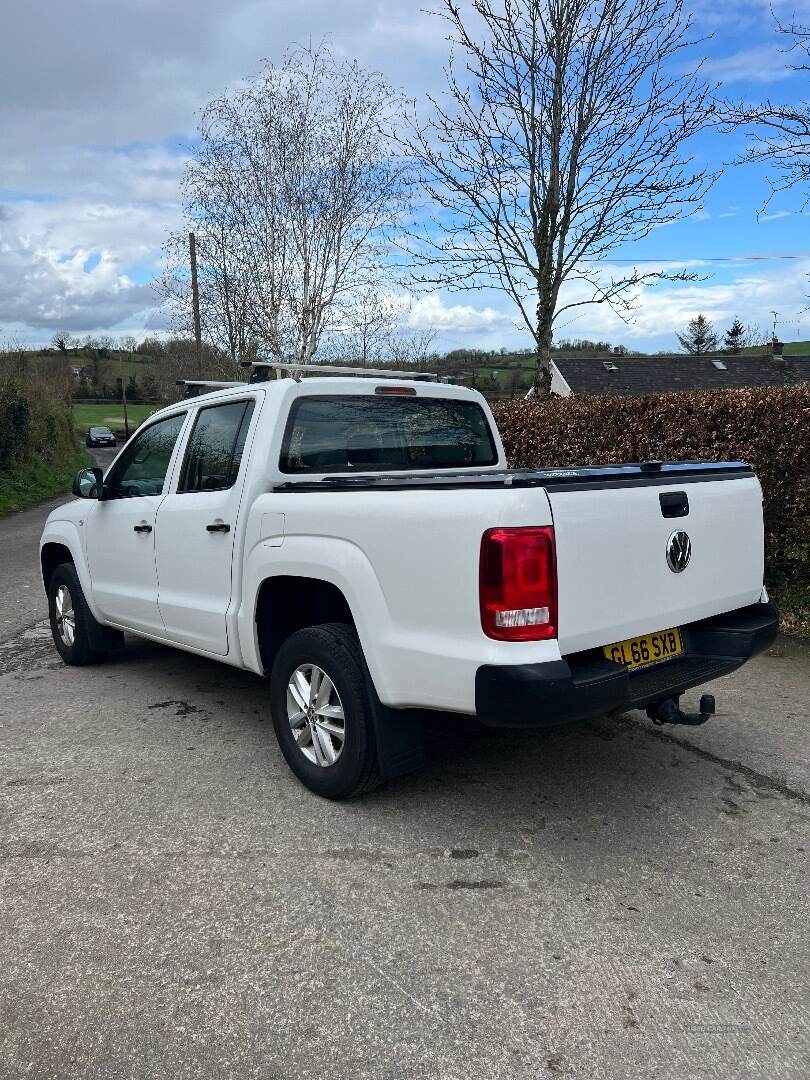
[318,288,438,368]
[405,0,716,394]
[50,330,77,352]
[164,44,410,364]
[722,17,809,207]
[387,327,439,369]
[318,288,405,364]
[160,223,255,369]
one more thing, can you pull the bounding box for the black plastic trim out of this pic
[659,491,689,518]
[475,601,778,728]
[274,460,754,494]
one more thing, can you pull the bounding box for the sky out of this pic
[0,0,808,354]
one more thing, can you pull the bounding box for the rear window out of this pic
[280,394,498,474]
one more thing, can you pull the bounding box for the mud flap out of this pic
[363,665,426,781]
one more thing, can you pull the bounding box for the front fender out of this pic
[40,520,105,625]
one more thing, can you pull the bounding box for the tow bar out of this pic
[646,694,716,727]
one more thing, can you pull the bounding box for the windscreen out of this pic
[280,394,498,473]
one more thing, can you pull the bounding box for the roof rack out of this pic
[176,379,246,399]
[241,361,442,383]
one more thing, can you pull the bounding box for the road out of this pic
[1,480,808,1079]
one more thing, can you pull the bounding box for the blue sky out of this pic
[0,0,807,352]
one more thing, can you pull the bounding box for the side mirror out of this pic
[72,467,104,500]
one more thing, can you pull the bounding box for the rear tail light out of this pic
[479,527,557,641]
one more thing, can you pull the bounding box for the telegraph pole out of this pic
[189,231,203,376]
[116,376,130,441]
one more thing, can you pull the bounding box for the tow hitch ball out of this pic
[646,694,716,727]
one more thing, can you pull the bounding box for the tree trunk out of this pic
[534,293,554,399]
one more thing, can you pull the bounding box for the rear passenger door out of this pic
[154,398,256,655]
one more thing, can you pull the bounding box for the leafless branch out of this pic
[403,0,716,393]
[719,16,810,209]
[160,44,411,363]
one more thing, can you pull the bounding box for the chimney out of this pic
[770,337,790,371]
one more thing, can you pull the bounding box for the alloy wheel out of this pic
[54,585,76,648]
[286,663,346,767]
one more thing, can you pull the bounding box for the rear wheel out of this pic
[47,563,108,666]
[269,623,382,799]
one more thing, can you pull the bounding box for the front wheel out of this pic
[47,563,108,666]
[269,623,382,799]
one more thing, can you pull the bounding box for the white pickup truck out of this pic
[41,366,777,798]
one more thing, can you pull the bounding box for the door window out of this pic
[178,400,255,493]
[105,413,186,499]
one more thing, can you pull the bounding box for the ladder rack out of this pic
[176,379,245,398]
[241,361,442,383]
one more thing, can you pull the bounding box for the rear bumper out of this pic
[475,601,778,728]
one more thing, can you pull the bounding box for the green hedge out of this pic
[0,380,83,514]
[492,385,810,598]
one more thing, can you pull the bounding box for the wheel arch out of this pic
[39,523,104,625]
[41,541,74,591]
[254,574,357,673]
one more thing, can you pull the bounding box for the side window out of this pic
[106,413,186,499]
[178,400,255,494]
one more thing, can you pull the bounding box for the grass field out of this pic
[741,339,810,356]
[72,402,159,435]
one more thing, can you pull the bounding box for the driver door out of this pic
[85,412,187,635]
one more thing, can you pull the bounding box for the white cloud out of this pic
[700,45,799,84]
[0,197,176,337]
[759,210,792,221]
[555,258,810,345]
[0,0,448,343]
[405,294,517,334]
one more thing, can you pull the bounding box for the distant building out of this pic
[550,353,810,397]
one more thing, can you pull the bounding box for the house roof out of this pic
[552,354,810,397]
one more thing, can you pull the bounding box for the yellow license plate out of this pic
[604,627,683,670]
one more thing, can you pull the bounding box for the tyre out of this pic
[47,563,108,666]
[269,623,382,799]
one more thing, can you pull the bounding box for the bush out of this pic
[0,384,32,470]
[0,355,78,478]
[492,385,810,592]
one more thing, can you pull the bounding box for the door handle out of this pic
[133,523,153,534]
[206,522,231,533]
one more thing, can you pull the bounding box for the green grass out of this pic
[72,402,158,435]
[741,340,810,356]
[0,449,92,516]
[23,349,158,381]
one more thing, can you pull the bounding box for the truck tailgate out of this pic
[547,473,765,656]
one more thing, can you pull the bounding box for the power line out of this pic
[584,253,810,263]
